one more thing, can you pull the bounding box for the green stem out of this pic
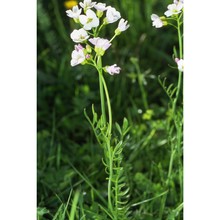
[134,60,148,110]
[107,141,113,213]
[167,149,176,185]
[177,17,183,59]
[110,34,117,43]
[100,73,112,135]
[172,16,183,117]
[160,15,183,220]
[97,22,106,34]
[97,56,107,124]
[95,56,113,214]
[177,17,183,208]
[159,145,176,219]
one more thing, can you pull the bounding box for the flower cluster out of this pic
[151,0,184,72]
[66,0,129,75]
[151,0,183,29]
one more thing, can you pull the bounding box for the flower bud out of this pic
[86,44,92,53]
[96,10,103,18]
[163,21,168,26]
[160,16,166,20]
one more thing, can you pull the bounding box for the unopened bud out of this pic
[96,10,103,18]
[163,21,168,26]
[86,45,92,53]
[160,16,166,21]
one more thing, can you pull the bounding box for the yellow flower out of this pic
[64,0,78,9]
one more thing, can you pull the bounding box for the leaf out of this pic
[69,189,81,220]
[166,203,183,220]
[131,190,169,207]
[115,122,122,135]
[37,207,50,217]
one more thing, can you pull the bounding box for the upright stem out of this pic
[97,56,107,124]
[100,74,112,135]
[96,57,113,212]
[176,18,184,211]
[172,16,183,117]
[160,15,183,219]
[107,140,113,213]
[134,61,148,110]
[177,17,183,59]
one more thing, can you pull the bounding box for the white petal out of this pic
[79,15,88,25]
[83,23,92,30]
[79,2,84,8]
[164,10,172,17]
[92,17,100,27]
[177,3,183,11]
[151,14,159,21]
[86,9,96,18]
[66,10,74,18]
[89,37,99,45]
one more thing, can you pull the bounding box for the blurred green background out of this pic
[37,0,182,219]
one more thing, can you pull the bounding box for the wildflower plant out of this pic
[66,0,130,219]
[151,0,184,219]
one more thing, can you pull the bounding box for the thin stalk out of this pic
[97,56,107,124]
[107,140,114,213]
[110,34,117,43]
[176,123,183,204]
[172,16,183,117]
[100,73,112,135]
[160,15,183,219]
[159,146,176,219]
[134,60,148,110]
[172,70,182,115]
[98,22,106,33]
[167,149,176,184]
[177,17,184,209]
[177,17,183,59]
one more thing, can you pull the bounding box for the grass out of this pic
[37,0,183,219]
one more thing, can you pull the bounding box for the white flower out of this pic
[105,64,121,75]
[70,28,89,43]
[106,6,121,23]
[164,3,183,17]
[94,3,107,11]
[174,0,184,4]
[79,9,99,30]
[151,14,163,28]
[117,18,130,32]
[175,58,184,72]
[89,37,111,55]
[89,37,111,50]
[79,0,96,11]
[71,49,86,66]
[66,5,82,19]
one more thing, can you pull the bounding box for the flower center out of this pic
[87,18,93,23]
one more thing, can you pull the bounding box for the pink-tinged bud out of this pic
[176,58,184,72]
[75,44,84,51]
[86,54,91,59]
[104,64,121,75]
[175,58,180,63]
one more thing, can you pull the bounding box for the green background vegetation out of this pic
[37,0,183,219]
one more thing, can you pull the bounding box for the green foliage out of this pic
[37,0,183,219]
